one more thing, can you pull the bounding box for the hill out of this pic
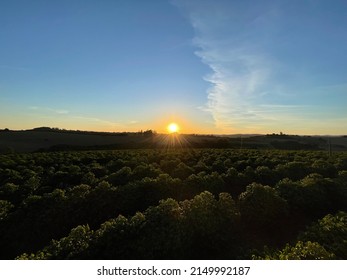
[1,127,346,153]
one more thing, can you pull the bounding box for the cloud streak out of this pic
[173,1,283,132]
[72,115,122,128]
[174,0,347,134]
[29,106,69,115]
[27,106,124,131]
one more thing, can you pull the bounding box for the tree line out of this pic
[0,149,346,259]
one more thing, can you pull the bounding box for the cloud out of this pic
[28,106,69,115]
[172,1,286,132]
[202,53,272,128]
[27,106,124,130]
[173,0,343,133]
[54,109,69,115]
[72,115,122,127]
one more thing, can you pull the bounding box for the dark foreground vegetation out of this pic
[0,148,346,259]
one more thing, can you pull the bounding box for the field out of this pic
[1,128,347,153]
[0,147,346,259]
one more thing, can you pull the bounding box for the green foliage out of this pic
[19,191,242,259]
[181,191,241,259]
[298,211,347,259]
[171,162,194,180]
[265,241,335,260]
[275,178,303,212]
[17,225,93,260]
[275,161,311,181]
[106,166,132,186]
[0,149,346,259]
[311,159,337,178]
[299,174,335,216]
[255,166,278,185]
[81,172,96,185]
[239,183,288,229]
[253,211,347,259]
[0,200,14,220]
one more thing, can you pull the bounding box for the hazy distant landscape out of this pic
[1,127,347,154]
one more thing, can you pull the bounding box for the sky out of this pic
[1,0,347,135]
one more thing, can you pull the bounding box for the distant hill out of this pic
[1,128,346,153]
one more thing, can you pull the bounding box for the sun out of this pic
[167,122,179,134]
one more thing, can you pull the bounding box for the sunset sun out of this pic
[167,123,179,134]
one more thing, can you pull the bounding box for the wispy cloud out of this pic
[201,53,273,130]
[173,0,345,134]
[27,106,124,131]
[29,106,69,115]
[72,115,122,127]
[173,1,285,132]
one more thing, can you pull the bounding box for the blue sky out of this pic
[1,0,346,134]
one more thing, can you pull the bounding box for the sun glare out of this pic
[167,123,179,134]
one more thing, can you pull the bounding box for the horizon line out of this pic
[1,127,346,138]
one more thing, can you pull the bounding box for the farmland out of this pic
[1,128,347,153]
[0,147,346,259]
